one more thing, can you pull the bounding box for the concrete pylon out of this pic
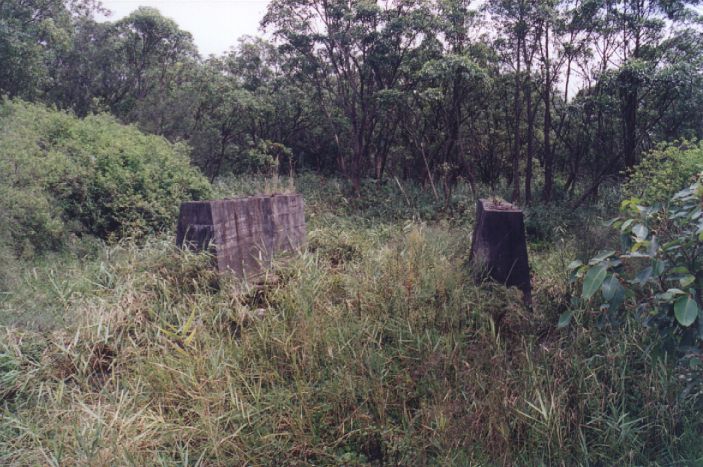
[470,198,531,305]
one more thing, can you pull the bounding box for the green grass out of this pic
[0,175,701,464]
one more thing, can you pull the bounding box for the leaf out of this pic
[673,186,694,200]
[601,274,619,301]
[605,217,620,227]
[558,310,573,328]
[632,223,649,240]
[671,209,688,220]
[602,274,626,312]
[620,218,634,232]
[630,241,646,254]
[588,250,615,265]
[680,275,696,288]
[648,235,658,256]
[633,266,653,286]
[653,260,667,276]
[567,260,583,271]
[181,307,197,335]
[620,198,640,212]
[183,327,197,346]
[582,264,608,300]
[620,233,633,252]
[657,288,686,302]
[610,286,626,313]
[674,295,699,327]
[662,239,681,251]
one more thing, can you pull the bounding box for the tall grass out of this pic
[0,175,700,464]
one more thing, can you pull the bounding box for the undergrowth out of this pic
[0,175,701,464]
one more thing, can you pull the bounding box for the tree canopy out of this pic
[2,0,703,202]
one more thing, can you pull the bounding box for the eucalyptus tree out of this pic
[555,0,703,205]
[489,0,537,202]
[263,0,437,192]
[593,0,701,168]
[401,53,488,200]
[109,7,199,123]
[543,0,603,200]
[650,30,703,142]
[0,0,103,99]
[223,37,324,173]
[185,57,263,180]
[398,0,489,202]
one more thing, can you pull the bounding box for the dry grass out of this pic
[0,175,701,465]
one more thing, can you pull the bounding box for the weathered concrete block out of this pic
[470,198,531,303]
[176,193,306,278]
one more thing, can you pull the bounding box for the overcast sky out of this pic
[99,0,271,56]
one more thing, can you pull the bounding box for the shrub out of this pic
[568,174,703,350]
[623,140,703,205]
[0,99,211,256]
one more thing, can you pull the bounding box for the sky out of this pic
[99,0,272,56]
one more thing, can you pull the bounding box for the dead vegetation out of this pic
[0,176,701,465]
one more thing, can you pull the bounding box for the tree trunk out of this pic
[209,130,229,183]
[351,154,361,195]
[622,83,638,168]
[542,23,554,202]
[623,5,642,169]
[523,42,534,205]
[458,138,477,198]
[512,35,522,203]
[350,128,363,195]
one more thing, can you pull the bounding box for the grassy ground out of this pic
[0,174,701,465]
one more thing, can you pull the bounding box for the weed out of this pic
[0,175,700,465]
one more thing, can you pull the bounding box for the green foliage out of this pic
[0,99,211,257]
[3,0,703,460]
[581,263,608,300]
[570,175,703,349]
[623,140,703,204]
[1,175,701,464]
[0,0,76,98]
[239,140,290,175]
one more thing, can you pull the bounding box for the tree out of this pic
[49,7,199,128]
[490,0,539,203]
[0,0,102,99]
[263,0,435,193]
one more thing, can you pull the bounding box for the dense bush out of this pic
[0,99,211,257]
[623,140,703,205]
[570,174,703,349]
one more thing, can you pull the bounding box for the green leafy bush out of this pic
[568,174,703,349]
[623,140,703,205]
[0,99,211,256]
